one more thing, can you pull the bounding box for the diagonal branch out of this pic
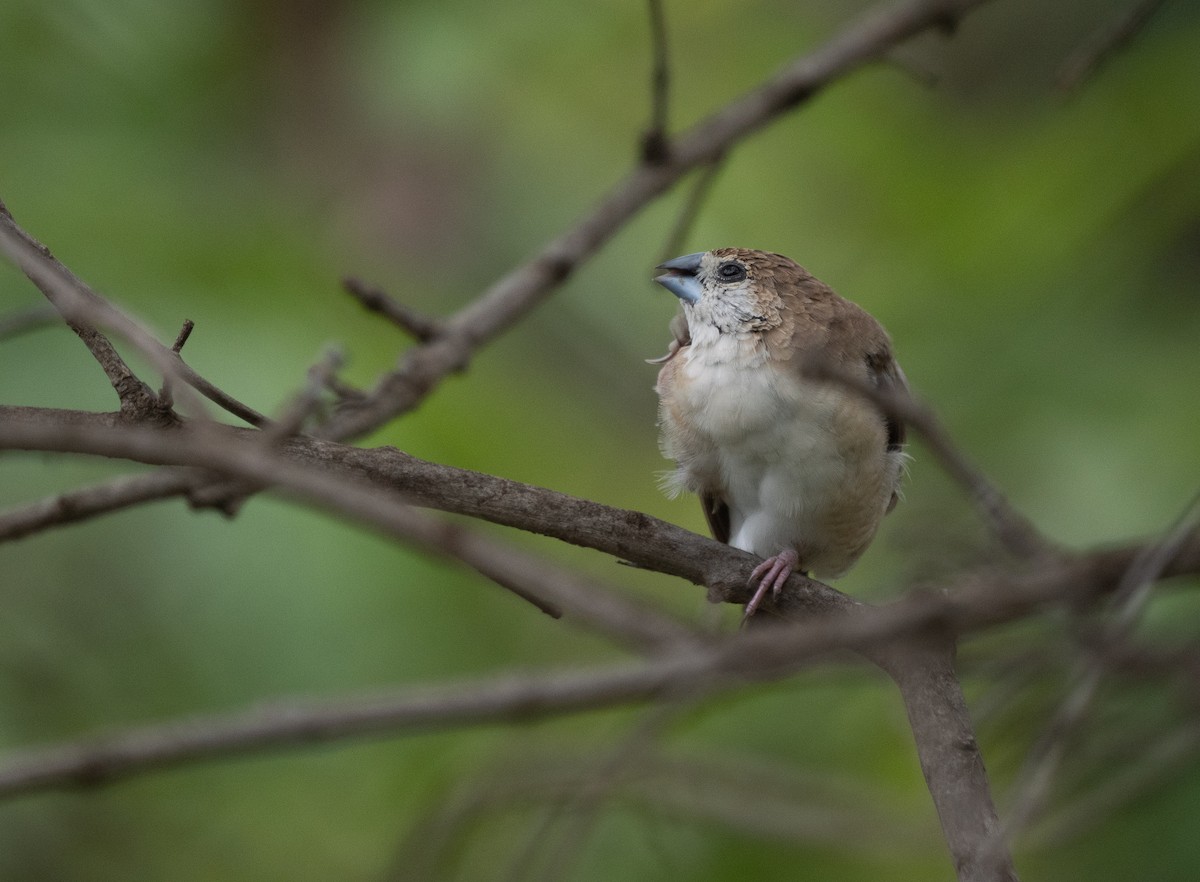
[0,200,168,418]
[0,201,263,425]
[324,0,998,442]
[0,409,701,651]
[0,468,200,542]
[802,356,1052,559]
[1055,0,1168,94]
[986,489,1200,859]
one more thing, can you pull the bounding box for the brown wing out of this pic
[867,350,907,453]
[700,491,731,544]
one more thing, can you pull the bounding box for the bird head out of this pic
[654,248,794,335]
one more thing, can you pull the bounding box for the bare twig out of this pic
[157,320,195,409]
[0,304,59,341]
[988,489,1200,857]
[343,277,444,342]
[1056,0,1168,94]
[169,319,195,353]
[0,469,199,543]
[0,199,172,419]
[261,347,345,442]
[0,203,267,427]
[640,0,672,164]
[172,350,270,427]
[324,0,1000,442]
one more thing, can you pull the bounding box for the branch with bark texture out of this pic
[3,412,1198,815]
[0,494,1193,807]
[0,509,1193,797]
[11,3,1180,881]
[0,0,1001,544]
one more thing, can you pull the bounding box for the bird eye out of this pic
[715,261,747,283]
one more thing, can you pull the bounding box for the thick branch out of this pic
[883,640,1015,882]
[5,405,1198,616]
[6,411,1200,882]
[0,523,1194,804]
[0,409,700,651]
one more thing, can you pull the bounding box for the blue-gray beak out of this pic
[654,252,704,304]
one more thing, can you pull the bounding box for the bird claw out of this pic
[742,549,800,624]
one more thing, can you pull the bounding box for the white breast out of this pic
[665,330,896,577]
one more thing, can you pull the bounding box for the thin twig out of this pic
[343,277,444,342]
[987,489,1200,856]
[0,200,170,419]
[324,0,1000,443]
[640,0,672,164]
[0,202,266,426]
[0,304,60,341]
[171,351,270,427]
[158,320,195,409]
[261,347,345,443]
[1055,0,1168,95]
[170,319,195,353]
[0,469,199,544]
[802,355,1052,559]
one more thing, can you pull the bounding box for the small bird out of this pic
[652,248,907,620]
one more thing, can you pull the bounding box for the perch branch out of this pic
[0,410,700,651]
[343,277,444,342]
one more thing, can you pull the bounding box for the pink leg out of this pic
[742,549,800,623]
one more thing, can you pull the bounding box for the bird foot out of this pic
[742,549,800,624]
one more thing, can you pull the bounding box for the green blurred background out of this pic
[2,0,1199,879]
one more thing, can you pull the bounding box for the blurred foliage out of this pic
[1,0,1199,879]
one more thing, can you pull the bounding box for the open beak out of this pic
[654,252,704,304]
